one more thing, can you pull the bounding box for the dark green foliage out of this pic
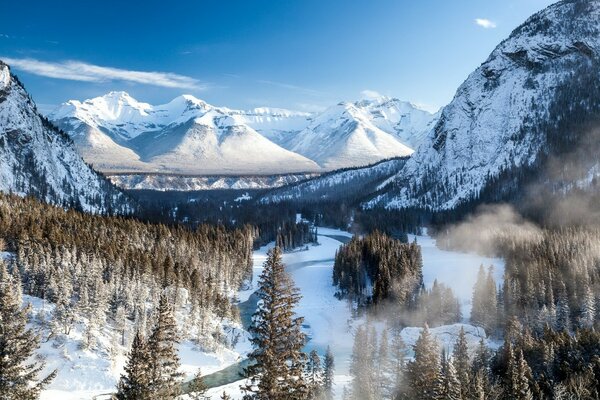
[333,231,423,308]
[0,261,56,399]
[242,247,308,400]
[117,330,151,400]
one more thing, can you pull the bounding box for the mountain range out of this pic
[265,0,600,216]
[49,92,435,175]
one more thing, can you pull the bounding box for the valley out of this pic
[3,1,600,399]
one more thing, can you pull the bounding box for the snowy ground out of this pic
[409,233,505,318]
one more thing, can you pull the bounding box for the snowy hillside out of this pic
[369,0,600,211]
[0,61,129,213]
[284,102,415,170]
[261,158,407,203]
[109,173,316,191]
[50,92,434,175]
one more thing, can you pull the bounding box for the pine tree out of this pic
[221,391,232,400]
[147,294,183,399]
[306,349,323,398]
[188,369,208,400]
[389,325,408,398]
[350,325,376,400]
[323,346,335,400]
[452,327,471,398]
[0,261,56,399]
[580,282,596,329]
[406,325,440,400]
[116,330,151,400]
[242,247,308,400]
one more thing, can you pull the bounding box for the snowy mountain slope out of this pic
[284,102,415,170]
[0,61,129,213]
[50,93,434,175]
[109,173,316,191]
[261,158,407,203]
[354,97,438,149]
[368,0,600,211]
[126,111,320,175]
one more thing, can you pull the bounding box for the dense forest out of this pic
[342,224,600,400]
[0,193,255,352]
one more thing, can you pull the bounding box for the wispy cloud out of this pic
[475,18,497,29]
[258,79,327,97]
[1,57,205,90]
[361,89,383,99]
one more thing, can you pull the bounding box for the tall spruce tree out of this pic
[188,369,208,400]
[0,261,56,399]
[306,349,323,398]
[406,325,440,400]
[116,330,151,400]
[452,327,471,398]
[323,346,335,400]
[350,325,376,400]
[242,247,308,400]
[147,294,183,399]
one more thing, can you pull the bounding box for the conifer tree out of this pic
[350,325,376,400]
[116,330,151,400]
[406,325,440,400]
[188,369,208,400]
[221,391,232,400]
[147,294,183,399]
[452,327,471,397]
[306,349,323,398]
[0,262,56,399]
[323,346,335,400]
[242,247,308,400]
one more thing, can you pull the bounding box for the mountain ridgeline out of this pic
[367,0,600,218]
[0,61,130,213]
[49,92,435,176]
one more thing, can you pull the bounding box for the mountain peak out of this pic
[0,62,11,90]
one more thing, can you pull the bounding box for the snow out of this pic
[400,323,498,357]
[207,228,504,399]
[410,233,504,318]
[49,92,434,176]
[33,226,504,399]
[0,63,129,213]
[0,64,10,89]
[369,0,600,211]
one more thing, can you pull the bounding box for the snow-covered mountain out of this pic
[0,61,129,213]
[50,92,435,175]
[283,102,416,170]
[369,0,600,211]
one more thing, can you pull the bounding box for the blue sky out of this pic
[0,0,556,114]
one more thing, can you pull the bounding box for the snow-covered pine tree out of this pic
[306,349,323,398]
[221,391,232,400]
[147,294,183,399]
[350,324,377,400]
[187,369,208,400]
[116,330,151,400]
[406,325,440,400]
[452,327,471,397]
[322,346,335,400]
[0,261,56,399]
[242,247,308,400]
[389,324,408,398]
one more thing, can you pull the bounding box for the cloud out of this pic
[1,57,205,90]
[475,18,497,29]
[361,89,383,99]
[258,79,326,97]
